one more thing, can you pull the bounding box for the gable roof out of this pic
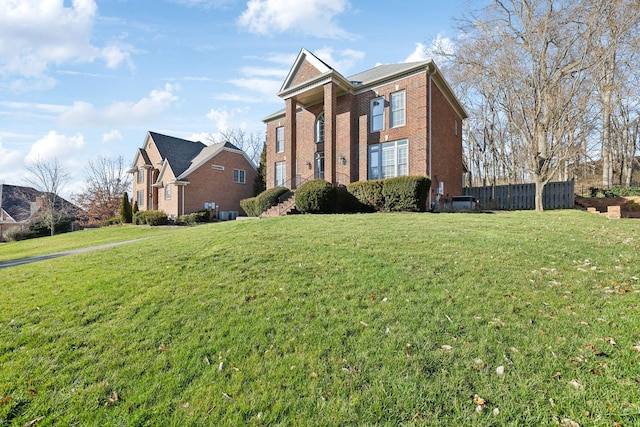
[177,140,256,180]
[266,49,467,121]
[147,131,207,177]
[0,184,82,222]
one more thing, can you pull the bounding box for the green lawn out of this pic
[1,211,639,426]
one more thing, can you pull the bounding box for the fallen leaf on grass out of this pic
[310,372,318,378]
[473,358,485,370]
[26,388,38,397]
[568,380,583,390]
[0,396,12,406]
[158,344,167,351]
[590,368,602,376]
[22,417,44,427]
[632,345,640,352]
[473,394,486,406]
[605,337,617,346]
[105,391,119,406]
[493,407,500,415]
[441,345,453,352]
[496,365,505,375]
[559,418,580,427]
[553,371,562,380]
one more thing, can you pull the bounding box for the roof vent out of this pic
[350,81,362,86]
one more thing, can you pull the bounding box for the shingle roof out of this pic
[148,131,207,177]
[347,61,430,86]
[0,184,38,222]
[177,140,246,179]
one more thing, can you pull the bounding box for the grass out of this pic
[1,211,639,426]
[0,226,174,262]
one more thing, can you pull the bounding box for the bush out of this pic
[133,210,169,226]
[240,197,259,217]
[120,192,133,223]
[241,187,289,216]
[295,180,337,214]
[102,216,122,226]
[6,217,74,241]
[347,180,384,211]
[346,176,431,212]
[382,176,431,212]
[176,210,210,225]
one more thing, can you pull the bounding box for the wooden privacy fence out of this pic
[463,180,575,210]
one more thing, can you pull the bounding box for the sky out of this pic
[0,0,467,198]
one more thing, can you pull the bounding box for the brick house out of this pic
[129,131,257,219]
[263,48,467,207]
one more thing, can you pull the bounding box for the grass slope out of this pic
[1,212,639,426]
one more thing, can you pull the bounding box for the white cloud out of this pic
[228,77,282,98]
[59,84,179,127]
[206,108,233,132]
[0,140,23,182]
[170,0,235,8]
[314,47,365,74]
[101,130,123,143]
[25,131,85,164]
[405,35,456,65]
[0,0,133,86]
[238,0,353,39]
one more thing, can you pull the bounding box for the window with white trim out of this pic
[233,169,246,184]
[275,161,286,187]
[276,126,284,153]
[136,189,144,207]
[165,184,171,200]
[137,169,144,184]
[370,97,384,132]
[315,112,325,143]
[368,139,408,180]
[390,90,406,128]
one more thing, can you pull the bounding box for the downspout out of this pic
[181,185,185,216]
[428,67,433,207]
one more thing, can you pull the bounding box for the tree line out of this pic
[445,0,640,210]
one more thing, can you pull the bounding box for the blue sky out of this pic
[0,0,465,197]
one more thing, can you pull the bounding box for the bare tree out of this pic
[454,0,604,210]
[74,155,132,226]
[207,128,264,165]
[24,157,71,236]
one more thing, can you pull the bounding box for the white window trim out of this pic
[165,184,171,200]
[275,161,286,187]
[390,90,406,128]
[136,189,144,207]
[137,169,144,184]
[276,126,285,153]
[368,139,409,180]
[233,169,246,184]
[370,97,385,132]
[315,112,325,143]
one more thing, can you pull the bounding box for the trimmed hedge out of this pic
[176,210,210,225]
[240,186,289,216]
[347,176,431,212]
[6,217,74,241]
[295,180,337,214]
[133,210,169,226]
[102,216,122,226]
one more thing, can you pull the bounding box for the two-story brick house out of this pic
[263,48,467,207]
[129,131,257,219]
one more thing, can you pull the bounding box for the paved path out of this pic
[0,238,152,269]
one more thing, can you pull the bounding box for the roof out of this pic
[264,49,468,122]
[0,184,39,222]
[147,131,207,177]
[0,184,82,222]
[177,140,254,180]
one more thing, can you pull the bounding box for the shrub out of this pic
[295,180,337,214]
[241,187,289,216]
[347,180,384,211]
[240,197,259,217]
[120,192,133,223]
[382,176,431,212]
[133,210,168,226]
[176,210,210,225]
[103,216,122,226]
[6,217,74,241]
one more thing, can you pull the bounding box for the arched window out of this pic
[315,112,325,143]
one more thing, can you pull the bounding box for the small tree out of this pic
[132,200,139,214]
[120,192,133,223]
[24,157,72,236]
[253,143,266,196]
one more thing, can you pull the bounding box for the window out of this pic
[233,169,246,184]
[137,169,144,184]
[368,139,408,179]
[370,97,384,132]
[390,90,406,128]
[276,126,284,153]
[275,161,286,187]
[136,189,144,207]
[165,184,171,200]
[315,112,325,143]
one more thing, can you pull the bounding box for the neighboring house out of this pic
[0,184,81,241]
[129,131,257,219]
[263,48,468,206]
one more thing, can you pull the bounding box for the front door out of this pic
[315,152,325,180]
